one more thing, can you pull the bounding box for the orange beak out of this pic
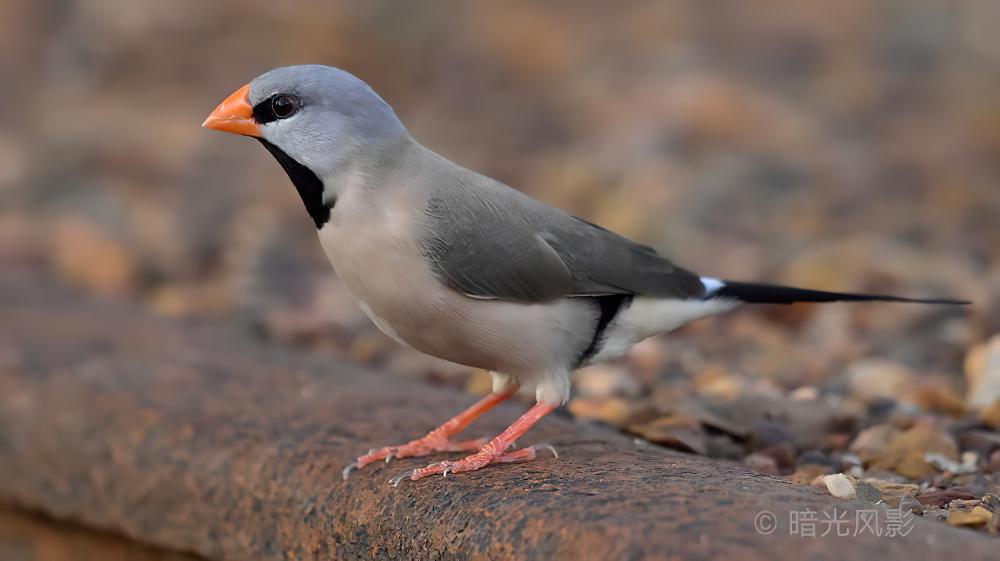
[202,83,261,137]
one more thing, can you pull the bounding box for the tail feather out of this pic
[702,278,969,306]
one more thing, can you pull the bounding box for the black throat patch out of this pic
[256,139,334,228]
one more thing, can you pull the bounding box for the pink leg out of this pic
[390,401,559,485]
[343,385,518,479]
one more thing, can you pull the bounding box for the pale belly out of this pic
[316,215,596,378]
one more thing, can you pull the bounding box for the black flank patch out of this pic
[256,139,334,228]
[576,294,633,367]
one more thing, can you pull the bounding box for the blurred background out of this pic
[2,0,1000,504]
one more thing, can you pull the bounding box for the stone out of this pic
[914,383,966,417]
[849,424,901,463]
[979,398,1000,430]
[916,488,976,508]
[924,452,977,475]
[797,450,843,473]
[955,428,1000,458]
[744,452,779,475]
[867,422,959,480]
[965,335,1000,410]
[847,359,914,404]
[575,364,642,399]
[899,494,923,515]
[789,386,820,401]
[947,506,993,528]
[823,473,857,499]
[568,396,637,427]
[789,464,832,485]
[49,217,136,297]
[863,480,920,507]
[693,365,743,401]
[855,481,882,503]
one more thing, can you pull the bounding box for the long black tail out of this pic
[708,279,969,306]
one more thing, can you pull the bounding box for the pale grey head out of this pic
[247,65,409,180]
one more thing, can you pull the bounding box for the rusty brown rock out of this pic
[0,509,200,561]
[916,488,977,508]
[0,273,997,561]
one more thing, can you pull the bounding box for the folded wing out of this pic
[419,174,706,303]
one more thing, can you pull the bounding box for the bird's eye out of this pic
[271,95,300,119]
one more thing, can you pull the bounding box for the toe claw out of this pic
[342,461,359,480]
[385,454,394,464]
[442,466,452,478]
[389,471,414,487]
[531,443,559,459]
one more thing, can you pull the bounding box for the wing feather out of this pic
[419,169,706,302]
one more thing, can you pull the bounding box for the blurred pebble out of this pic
[751,420,792,448]
[464,370,494,396]
[789,386,819,401]
[347,334,386,365]
[863,480,919,506]
[855,480,882,503]
[49,217,135,297]
[789,464,832,485]
[914,383,966,417]
[569,396,637,427]
[955,429,1000,459]
[947,505,993,527]
[575,365,642,399]
[626,338,668,378]
[693,365,743,401]
[757,443,796,472]
[868,422,959,479]
[866,398,899,419]
[899,494,923,515]
[916,487,976,507]
[703,433,745,461]
[965,335,1000,410]
[797,450,843,472]
[148,282,230,316]
[925,452,978,475]
[743,453,779,475]
[979,399,1000,430]
[0,214,42,264]
[848,424,900,463]
[823,473,856,499]
[847,359,914,404]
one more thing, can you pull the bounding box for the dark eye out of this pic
[271,95,300,119]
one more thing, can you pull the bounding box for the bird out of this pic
[203,64,967,485]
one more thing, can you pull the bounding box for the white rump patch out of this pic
[700,276,725,295]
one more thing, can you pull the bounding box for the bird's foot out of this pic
[342,435,486,479]
[389,443,558,486]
